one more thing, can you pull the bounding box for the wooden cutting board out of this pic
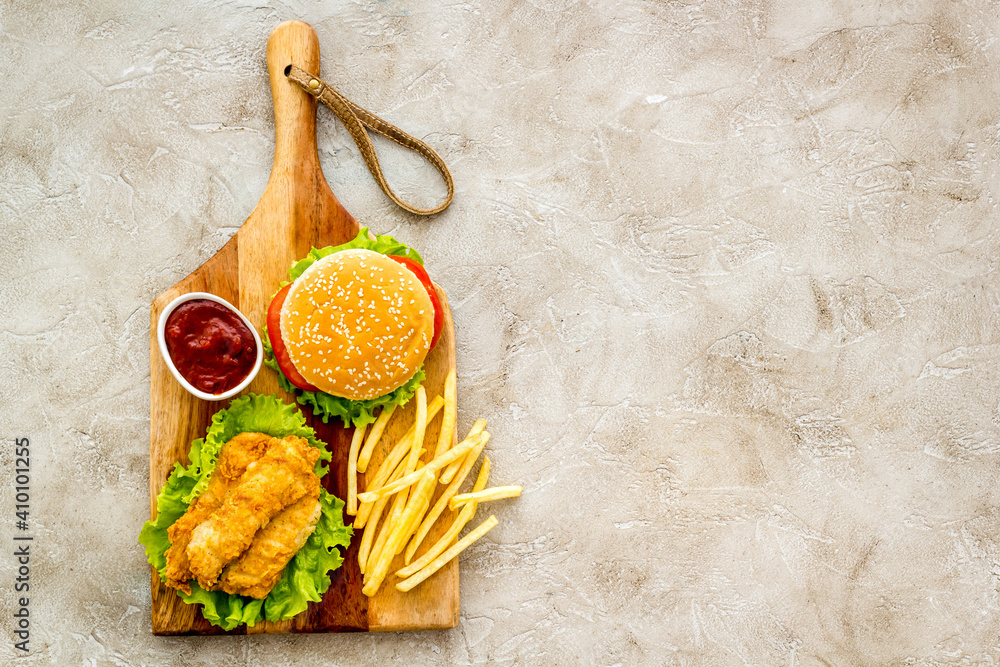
[148,20,459,635]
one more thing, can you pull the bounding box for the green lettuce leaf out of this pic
[138,394,352,631]
[261,227,426,428]
[288,226,423,281]
[180,583,264,631]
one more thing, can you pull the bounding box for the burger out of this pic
[263,228,443,426]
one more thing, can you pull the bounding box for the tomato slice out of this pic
[388,255,443,350]
[266,284,320,392]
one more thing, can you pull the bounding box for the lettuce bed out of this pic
[263,227,426,429]
[139,394,352,630]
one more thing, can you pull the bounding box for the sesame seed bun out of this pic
[279,249,434,400]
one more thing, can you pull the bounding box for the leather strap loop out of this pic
[286,64,454,216]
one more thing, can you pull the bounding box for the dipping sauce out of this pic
[164,299,257,394]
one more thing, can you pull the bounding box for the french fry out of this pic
[387,471,435,557]
[363,471,437,597]
[354,438,408,528]
[369,395,444,485]
[449,485,522,510]
[359,495,390,576]
[439,419,487,484]
[395,498,429,555]
[402,456,491,574]
[358,448,420,574]
[368,483,410,575]
[354,436,413,530]
[405,386,428,475]
[400,503,473,578]
[354,397,443,528]
[475,457,492,494]
[357,431,488,505]
[357,404,396,474]
[433,369,457,458]
[395,515,499,593]
[367,387,428,570]
[360,441,410,522]
[364,441,428,572]
[405,438,488,564]
[346,423,367,515]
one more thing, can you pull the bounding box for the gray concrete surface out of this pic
[3,0,1000,664]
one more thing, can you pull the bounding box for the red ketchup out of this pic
[164,299,257,395]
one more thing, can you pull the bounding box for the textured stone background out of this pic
[3,0,1000,664]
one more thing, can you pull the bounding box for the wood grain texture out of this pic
[148,20,458,635]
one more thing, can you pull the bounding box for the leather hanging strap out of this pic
[285,64,454,216]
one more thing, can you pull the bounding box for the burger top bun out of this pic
[280,249,434,400]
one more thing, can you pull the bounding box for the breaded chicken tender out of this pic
[163,432,274,593]
[218,487,323,599]
[186,435,321,589]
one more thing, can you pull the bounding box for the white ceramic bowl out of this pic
[156,292,263,402]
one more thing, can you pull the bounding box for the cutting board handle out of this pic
[266,21,322,181]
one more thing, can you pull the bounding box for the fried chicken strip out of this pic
[163,432,274,593]
[186,435,321,589]
[218,484,322,599]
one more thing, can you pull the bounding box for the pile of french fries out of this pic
[346,367,522,596]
